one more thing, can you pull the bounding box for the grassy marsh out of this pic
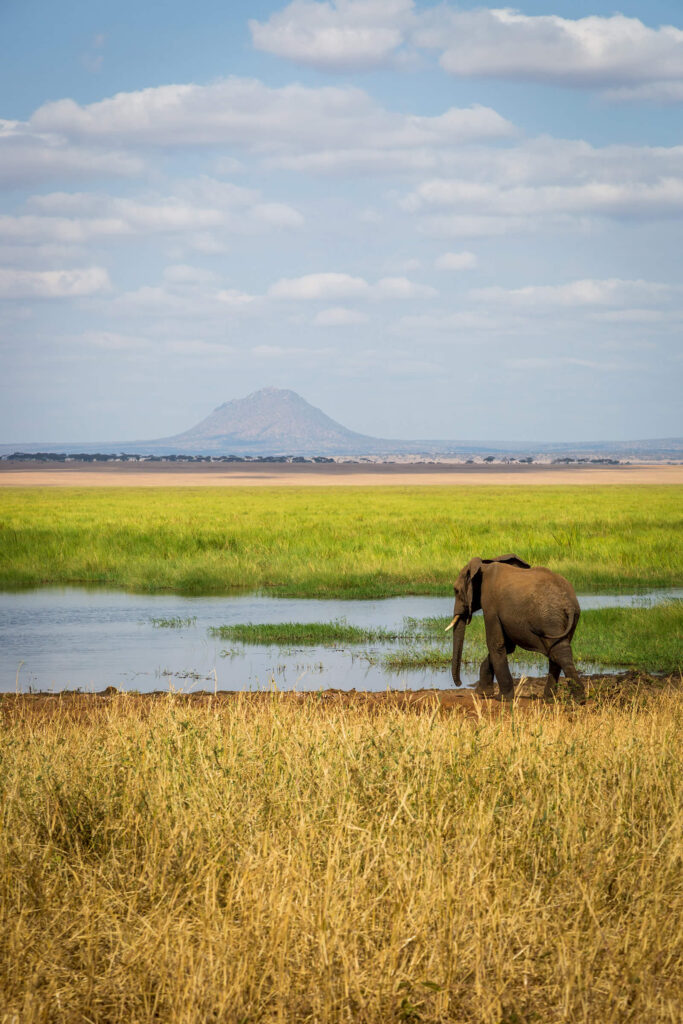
[209,619,401,645]
[1,484,681,596]
[1,691,681,1023]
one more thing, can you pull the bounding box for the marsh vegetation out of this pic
[1,485,681,595]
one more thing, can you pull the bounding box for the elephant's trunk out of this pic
[451,617,467,687]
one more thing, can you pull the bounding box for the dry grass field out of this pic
[1,683,681,1023]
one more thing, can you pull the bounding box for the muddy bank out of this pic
[2,672,679,723]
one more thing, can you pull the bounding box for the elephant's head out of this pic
[445,553,530,687]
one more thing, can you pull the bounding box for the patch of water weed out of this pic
[209,619,407,646]
[150,615,197,628]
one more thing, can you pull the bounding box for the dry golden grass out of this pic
[1,690,682,1023]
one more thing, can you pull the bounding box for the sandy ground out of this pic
[0,461,681,487]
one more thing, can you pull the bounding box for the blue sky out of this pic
[1,1,682,443]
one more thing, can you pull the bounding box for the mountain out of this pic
[1,387,681,460]
[161,387,379,454]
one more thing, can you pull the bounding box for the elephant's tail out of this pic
[544,606,580,642]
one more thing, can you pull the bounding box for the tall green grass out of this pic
[1,693,681,1022]
[0,485,681,596]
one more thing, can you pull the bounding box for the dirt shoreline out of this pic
[3,673,677,720]
[1,461,681,487]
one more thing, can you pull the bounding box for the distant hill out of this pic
[161,387,379,454]
[1,387,681,460]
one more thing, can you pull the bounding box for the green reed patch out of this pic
[0,484,681,596]
[150,615,197,628]
[209,620,401,645]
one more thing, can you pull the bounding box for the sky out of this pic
[1,0,682,444]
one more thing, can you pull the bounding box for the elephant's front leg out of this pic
[474,655,496,698]
[484,615,515,701]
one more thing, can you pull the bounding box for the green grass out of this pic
[208,619,401,645]
[385,603,683,674]
[0,484,681,596]
[1,692,681,1022]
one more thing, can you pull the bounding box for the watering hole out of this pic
[1,587,681,694]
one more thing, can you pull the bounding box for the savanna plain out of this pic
[1,481,682,1022]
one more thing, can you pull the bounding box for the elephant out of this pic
[445,554,585,702]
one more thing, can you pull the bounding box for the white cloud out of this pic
[0,119,144,187]
[0,183,303,253]
[470,279,673,309]
[268,272,436,301]
[250,0,415,70]
[249,4,683,99]
[403,177,683,220]
[29,78,513,162]
[216,289,257,307]
[421,10,683,91]
[435,250,477,271]
[373,276,436,299]
[269,272,370,301]
[163,264,218,286]
[0,266,110,299]
[313,306,368,326]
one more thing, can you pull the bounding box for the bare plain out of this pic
[1,460,681,487]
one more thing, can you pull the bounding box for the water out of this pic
[1,588,680,694]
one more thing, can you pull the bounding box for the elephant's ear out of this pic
[483,553,531,569]
[464,556,484,613]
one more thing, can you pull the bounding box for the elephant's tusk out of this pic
[444,614,460,632]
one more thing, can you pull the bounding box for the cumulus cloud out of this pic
[269,272,370,301]
[268,272,436,301]
[373,276,436,299]
[313,306,369,326]
[0,182,303,254]
[397,139,683,235]
[418,9,683,90]
[470,278,674,308]
[0,119,144,187]
[250,3,683,100]
[250,0,415,70]
[29,78,513,167]
[0,266,110,299]
[403,177,683,220]
[435,250,477,271]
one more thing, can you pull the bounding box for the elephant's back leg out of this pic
[551,640,586,703]
[544,658,561,699]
